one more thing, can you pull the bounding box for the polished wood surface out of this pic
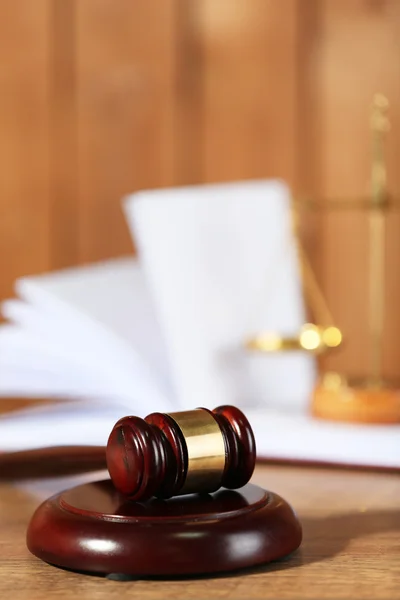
[27,481,301,576]
[1,463,399,598]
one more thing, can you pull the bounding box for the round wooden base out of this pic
[312,378,400,424]
[27,480,302,577]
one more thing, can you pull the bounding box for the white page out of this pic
[0,401,125,451]
[16,257,172,390]
[246,407,400,469]
[2,257,174,413]
[0,309,164,405]
[0,324,125,400]
[125,179,316,412]
[2,300,118,377]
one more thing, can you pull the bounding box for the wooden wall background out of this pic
[0,0,399,380]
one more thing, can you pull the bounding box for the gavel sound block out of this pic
[27,406,302,577]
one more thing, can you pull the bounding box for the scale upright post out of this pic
[368,94,389,388]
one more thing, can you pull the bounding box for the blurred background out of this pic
[0,0,400,383]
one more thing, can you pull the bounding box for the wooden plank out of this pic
[75,0,179,263]
[49,0,78,269]
[0,1,51,300]
[198,0,299,186]
[173,0,204,184]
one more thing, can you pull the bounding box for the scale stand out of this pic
[312,95,400,424]
[246,94,400,425]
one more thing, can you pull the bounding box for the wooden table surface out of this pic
[1,462,399,600]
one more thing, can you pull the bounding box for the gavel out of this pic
[107,405,256,501]
[1,405,256,501]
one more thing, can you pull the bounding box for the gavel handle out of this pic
[0,446,107,480]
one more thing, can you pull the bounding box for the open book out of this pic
[0,179,399,470]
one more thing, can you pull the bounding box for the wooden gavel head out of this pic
[106,405,256,501]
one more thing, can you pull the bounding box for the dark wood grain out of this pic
[144,412,188,497]
[26,480,301,576]
[211,405,256,489]
[106,414,176,501]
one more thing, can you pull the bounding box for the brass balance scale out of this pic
[246,94,400,424]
